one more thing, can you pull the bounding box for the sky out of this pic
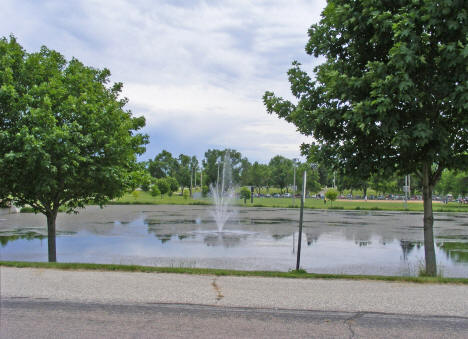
[1,0,327,163]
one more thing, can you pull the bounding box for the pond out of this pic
[1,205,468,277]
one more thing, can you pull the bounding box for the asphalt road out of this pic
[1,267,468,338]
[2,298,468,338]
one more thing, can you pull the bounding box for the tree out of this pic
[176,154,191,195]
[269,155,293,193]
[166,176,179,195]
[189,156,199,196]
[239,157,252,186]
[264,1,468,276]
[325,189,338,207]
[240,187,251,204]
[248,162,270,194]
[296,163,321,194]
[150,185,160,198]
[155,178,170,197]
[202,149,243,187]
[148,150,176,178]
[0,36,147,262]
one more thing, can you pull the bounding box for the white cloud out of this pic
[1,0,326,163]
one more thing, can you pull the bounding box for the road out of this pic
[1,267,468,338]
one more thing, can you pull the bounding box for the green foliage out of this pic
[247,162,271,193]
[183,189,190,200]
[264,0,467,181]
[269,155,293,193]
[435,170,468,197]
[240,187,251,204]
[148,150,176,178]
[325,189,338,206]
[202,149,242,186]
[155,178,170,197]
[296,163,321,193]
[0,36,147,215]
[264,1,468,277]
[150,185,160,197]
[166,176,179,194]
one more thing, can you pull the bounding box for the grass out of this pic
[14,191,467,213]
[1,261,467,284]
[110,191,468,213]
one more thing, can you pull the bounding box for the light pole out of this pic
[292,158,299,207]
[296,170,307,271]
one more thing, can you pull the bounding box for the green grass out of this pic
[1,261,467,284]
[111,191,468,212]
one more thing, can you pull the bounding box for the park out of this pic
[1,0,468,337]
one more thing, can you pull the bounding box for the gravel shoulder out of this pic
[2,267,467,317]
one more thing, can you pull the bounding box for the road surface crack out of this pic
[344,312,365,339]
[211,278,224,301]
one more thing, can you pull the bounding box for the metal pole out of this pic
[404,175,408,209]
[292,165,296,206]
[408,174,411,198]
[296,170,307,271]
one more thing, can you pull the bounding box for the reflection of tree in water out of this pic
[204,234,246,248]
[147,228,174,243]
[355,241,371,247]
[0,229,75,247]
[400,240,422,261]
[305,233,318,246]
[438,242,468,263]
[271,234,289,240]
[0,232,47,246]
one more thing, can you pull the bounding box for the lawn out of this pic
[111,191,468,213]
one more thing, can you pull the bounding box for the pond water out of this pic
[1,205,468,277]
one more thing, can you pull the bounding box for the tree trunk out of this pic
[363,186,368,198]
[422,163,437,276]
[46,212,58,262]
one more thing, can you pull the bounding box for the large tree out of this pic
[202,148,242,187]
[264,1,467,276]
[269,155,293,193]
[0,36,147,262]
[148,150,176,178]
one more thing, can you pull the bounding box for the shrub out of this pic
[150,185,160,197]
[325,189,338,206]
[240,187,251,204]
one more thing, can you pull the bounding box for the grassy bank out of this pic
[111,191,468,213]
[1,261,467,284]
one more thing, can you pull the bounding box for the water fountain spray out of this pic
[210,151,235,232]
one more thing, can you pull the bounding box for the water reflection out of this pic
[0,232,47,246]
[1,205,467,277]
[438,242,468,263]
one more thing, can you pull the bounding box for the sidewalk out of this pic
[1,267,467,317]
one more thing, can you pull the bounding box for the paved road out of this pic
[3,298,468,338]
[1,267,468,338]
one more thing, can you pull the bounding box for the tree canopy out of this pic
[0,36,147,261]
[264,1,467,276]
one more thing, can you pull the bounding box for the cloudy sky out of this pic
[1,0,326,163]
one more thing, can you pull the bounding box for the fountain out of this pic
[210,151,236,232]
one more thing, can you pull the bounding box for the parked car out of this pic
[283,193,292,198]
